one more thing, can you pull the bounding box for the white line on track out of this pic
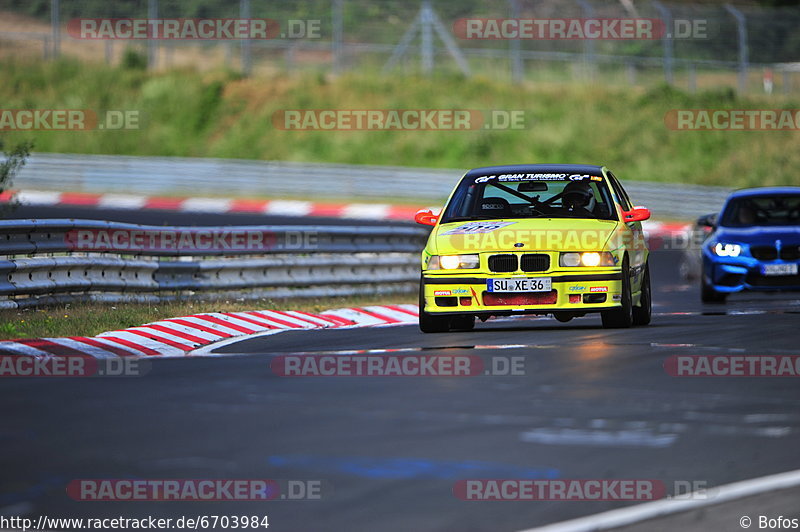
[520,468,800,532]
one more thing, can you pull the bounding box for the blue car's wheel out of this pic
[701,276,727,303]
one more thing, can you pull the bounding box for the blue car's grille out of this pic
[751,246,778,260]
[751,245,800,261]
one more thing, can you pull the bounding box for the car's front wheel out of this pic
[419,278,450,333]
[601,257,634,329]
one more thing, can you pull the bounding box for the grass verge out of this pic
[0,294,417,341]
[1,58,799,189]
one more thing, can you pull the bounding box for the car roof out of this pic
[730,186,800,198]
[465,164,606,176]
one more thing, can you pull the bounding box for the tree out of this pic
[0,139,34,217]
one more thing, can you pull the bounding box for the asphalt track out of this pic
[2,209,800,531]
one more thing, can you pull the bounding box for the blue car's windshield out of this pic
[719,195,800,228]
[440,173,617,224]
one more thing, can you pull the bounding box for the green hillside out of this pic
[1,57,799,188]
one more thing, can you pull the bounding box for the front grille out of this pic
[780,246,800,261]
[751,246,778,260]
[488,254,518,273]
[521,254,550,272]
[482,290,558,306]
[745,273,800,287]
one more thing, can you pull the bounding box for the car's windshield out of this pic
[440,172,618,223]
[719,195,800,228]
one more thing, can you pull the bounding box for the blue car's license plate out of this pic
[761,264,798,276]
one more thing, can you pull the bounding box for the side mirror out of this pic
[623,206,651,223]
[414,209,439,226]
[697,213,717,228]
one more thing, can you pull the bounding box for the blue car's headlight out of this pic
[711,242,742,257]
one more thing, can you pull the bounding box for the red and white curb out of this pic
[0,190,690,232]
[0,305,420,359]
[0,190,427,222]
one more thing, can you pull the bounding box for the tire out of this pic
[419,278,450,333]
[602,257,634,329]
[450,315,475,331]
[632,262,652,326]
[701,276,727,304]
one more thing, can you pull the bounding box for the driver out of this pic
[562,181,596,217]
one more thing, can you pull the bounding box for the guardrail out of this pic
[0,220,429,309]
[12,153,732,219]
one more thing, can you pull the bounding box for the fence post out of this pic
[576,0,596,81]
[50,0,60,58]
[147,0,158,70]
[240,0,252,76]
[509,0,523,82]
[724,4,749,94]
[421,1,434,74]
[626,61,637,85]
[332,0,344,75]
[652,1,674,85]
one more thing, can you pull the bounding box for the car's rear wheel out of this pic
[602,257,633,329]
[632,262,652,326]
[701,277,727,303]
[419,278,451,333]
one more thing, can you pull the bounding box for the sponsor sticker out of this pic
[434,290,452,296]
[442,221,516,235]
[590,286,609,293]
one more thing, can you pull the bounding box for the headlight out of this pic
[559,252,615,267]
[428,254,480,270]
[712,243,741,257]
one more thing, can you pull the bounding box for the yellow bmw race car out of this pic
[414,164,652,333]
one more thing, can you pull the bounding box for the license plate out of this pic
[762,263,799,276]
[487,278,551,292]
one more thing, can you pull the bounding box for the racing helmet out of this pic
[562,181,596,211]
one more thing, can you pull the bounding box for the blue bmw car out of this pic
[701,187,800,303]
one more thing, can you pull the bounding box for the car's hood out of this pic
[431,218,620,254]
[715,226,800,246]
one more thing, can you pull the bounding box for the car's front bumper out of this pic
[703,254,800,293]
[421,269,623,315]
